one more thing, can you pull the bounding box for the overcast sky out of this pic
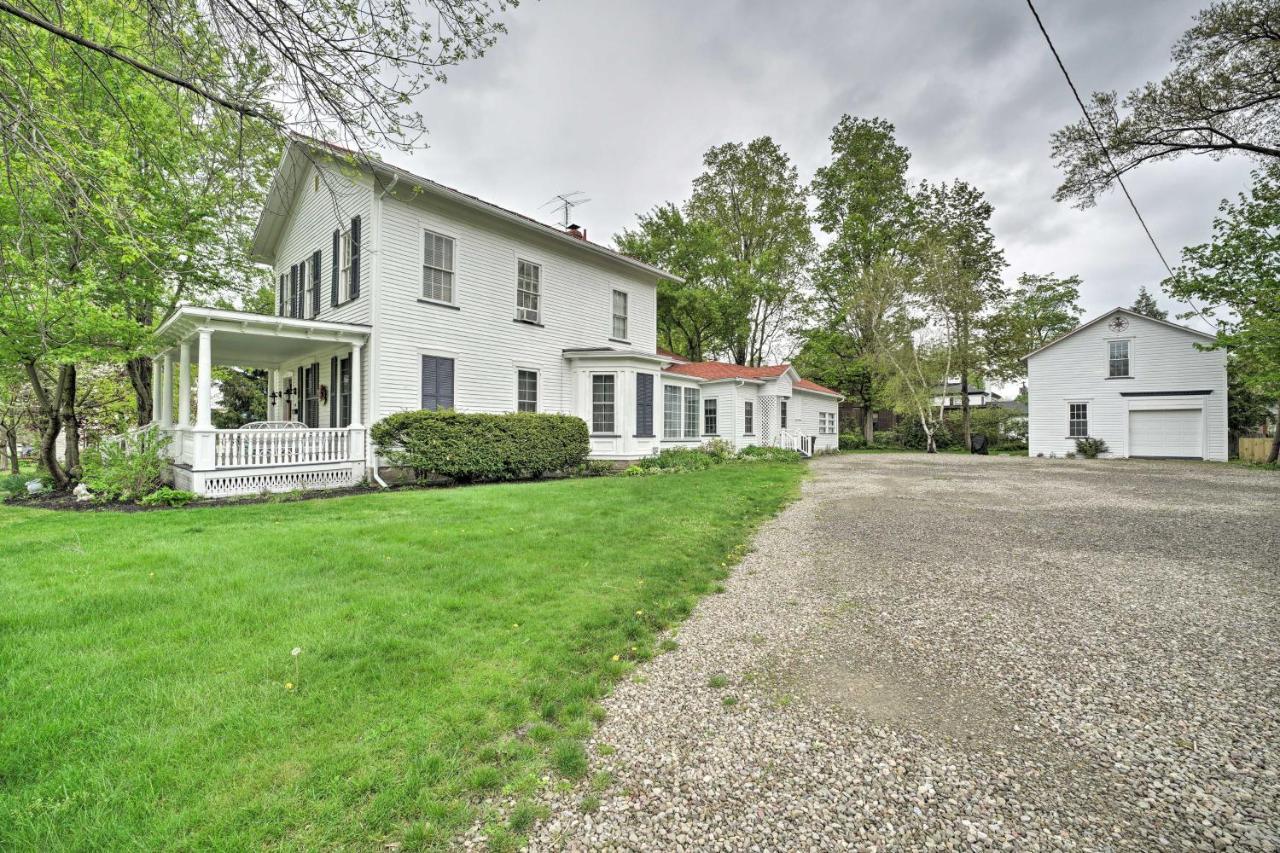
[384,0,1254,333]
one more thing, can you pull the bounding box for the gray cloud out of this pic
[389,0,1256,329]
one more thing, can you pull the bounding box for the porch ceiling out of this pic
[154,307,369,368]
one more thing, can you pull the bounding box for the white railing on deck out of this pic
[214,427,351,468]
[774,430,814,457]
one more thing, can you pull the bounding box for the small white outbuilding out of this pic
[1025,307,1227,461]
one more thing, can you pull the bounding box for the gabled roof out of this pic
[1023,306,1215,361]
[663,360,843,398]
[251,135,682,284]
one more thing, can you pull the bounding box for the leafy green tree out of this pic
[686,137,815,365]
[1227,356,1273,446]
[212,369,268,429]
[615,204,736,361]
[983,273,1083,382]
[913,180,1007,447]
[1166,163,1280,462]
[1129,286,1168,320]
[1050,0,1280,208]
[805,116,915,441]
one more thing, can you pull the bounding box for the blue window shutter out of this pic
[329,356,337,427]
[421,356,437,410]
[350,216,361,299]
[437,357,454,410]
[331,230,340,306]
[635,373,653,437]
[311,251,321,316]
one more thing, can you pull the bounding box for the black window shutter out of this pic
[340,357,352,427]
[635,373,653,437]
[277,273,284,316]
[331,230,340,306]
[295,366,304,421]
[350,216,361,299]
[311,251,321,316]
[421,356,437,410]
[329,356,338,427]
[289,265,298,318]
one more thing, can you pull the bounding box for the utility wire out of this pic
[1025,0,1176,279]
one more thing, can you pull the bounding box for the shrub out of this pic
[838,433,866,451]
[897,417,955,451]
[370,410,590,483]
[140,487,198,508]
[1074,437,1108,459]
[81,427,171,501]
[735,445,803,463]
[574,460,616,477]
[701,438,736,461]
[1,473,28,499]
[634,447,722,473]
[872,429,900,448]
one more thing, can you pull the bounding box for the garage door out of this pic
[1129,409,1202,458]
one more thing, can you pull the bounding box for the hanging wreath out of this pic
[319,385,329,404]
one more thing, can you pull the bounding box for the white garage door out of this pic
[1129,409,1203,458]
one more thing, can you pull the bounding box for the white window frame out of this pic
[422,229,456,305]
[819,411,836,434]
[516,259,541,323]
[591,373,616,434]
[304,256,317,317]
[1068,401,1089,438]
[703,397,718,435]
[663,385,682,439]
[340,228,354,302]
[515,368,538,413]
[1107,338,1132,378]
[683,387,700,439]
[743,400,755,435]
[611,289,629,341]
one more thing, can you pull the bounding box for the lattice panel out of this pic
[757,395,776,443]
[203,466,358,498]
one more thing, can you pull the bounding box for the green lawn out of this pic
[0,463,804,850]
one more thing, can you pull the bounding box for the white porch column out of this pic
[160,352,174,427]
[177,341,191,428]
[195,329,213,429]
[349,343,364,428]
[150,357,162,424]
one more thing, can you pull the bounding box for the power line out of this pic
[1024,0,1176,279]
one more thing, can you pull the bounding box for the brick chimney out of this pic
[566,223,587,240]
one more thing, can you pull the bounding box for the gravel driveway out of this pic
[519,454,1280,851]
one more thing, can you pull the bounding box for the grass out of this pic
[0,462,804,850]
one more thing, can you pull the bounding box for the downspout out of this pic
[365,172,398,488]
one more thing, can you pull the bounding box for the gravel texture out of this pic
[492,454,1280,851]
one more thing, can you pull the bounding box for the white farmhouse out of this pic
[1025,307,1226,460]
[147,137,841,496]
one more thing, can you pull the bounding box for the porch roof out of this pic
[154,307,369,368]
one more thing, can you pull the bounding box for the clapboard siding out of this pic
[1027,311,1227,460]
[272,163,372,326]
[370,187,659,420]
[793,390,840,452]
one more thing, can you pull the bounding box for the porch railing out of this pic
[213,427,353,468]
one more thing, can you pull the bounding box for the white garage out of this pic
[1128,408,1203,459]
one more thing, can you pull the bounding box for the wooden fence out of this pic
[1239,436,1276,463]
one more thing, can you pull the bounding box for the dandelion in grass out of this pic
[285,682,294,690]
[611,655,620,662]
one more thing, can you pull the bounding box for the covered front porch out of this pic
[152,307,371,497]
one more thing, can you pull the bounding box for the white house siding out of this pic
[793,389,841,452]
[370,187,660,428]
[699,381,736,448]
[1027,312,1227,460]
[272,162,372,326]
[736,383,761,449]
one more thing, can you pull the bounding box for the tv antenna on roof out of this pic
[541,191,591,228]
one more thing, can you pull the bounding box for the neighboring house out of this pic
[931,381,1001,409]
[1025,307,1227,460]
[148,137,841,496]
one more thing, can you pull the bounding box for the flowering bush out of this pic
[82,427,171,501]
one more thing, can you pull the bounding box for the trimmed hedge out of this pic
[370,410,590,482]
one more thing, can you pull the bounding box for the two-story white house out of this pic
[148,137,841,496]
[1025,307,1227,460]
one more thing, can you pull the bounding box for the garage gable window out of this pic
[1068,402,1088,438]
[1108,340,1131,377]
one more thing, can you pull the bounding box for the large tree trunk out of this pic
[60,364,80,479]
[960,371,972,450]
[862,407,875,444]
[25,362,72,490]
[1269,403,1280,464]
[126,356,154,426]
[4,429,17,474]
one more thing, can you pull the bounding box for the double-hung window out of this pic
[819,412,835,434]
[744,401,754,434]
[612,290,628,340]
[516,259,540,323]
[592,374,615,434]
[1068,402,1088,438]
[423,230,455,303]
[1108,340,1130,377]
[517,369,538,413]
[683,387,700,439]
[703,398,718,435]
[780,400,789,430]
[663,385,681,439]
